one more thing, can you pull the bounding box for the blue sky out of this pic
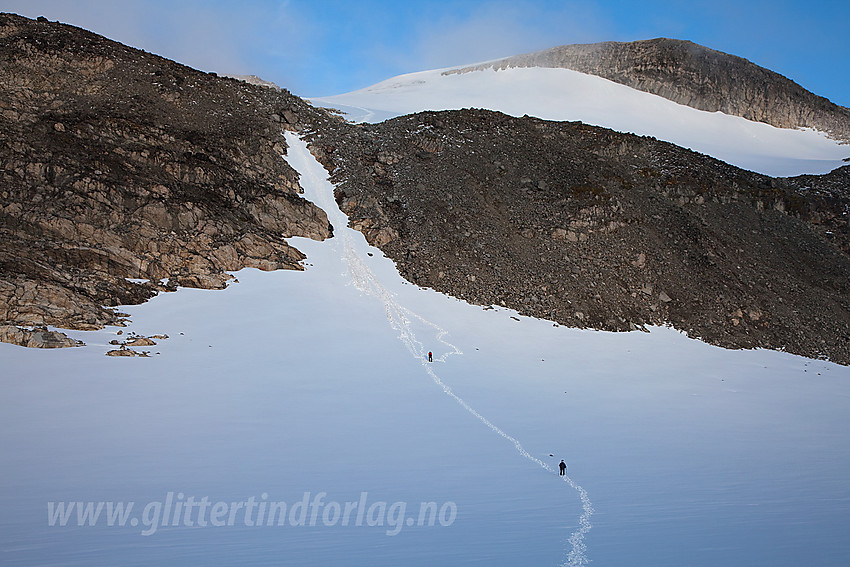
[2,0,848,105]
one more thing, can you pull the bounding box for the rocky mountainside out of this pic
[446,38,850,142]
[307,110,850,364]
[0,13,336,345]
[2,14,849,364]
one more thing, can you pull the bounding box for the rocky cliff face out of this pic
[308,109,850,364]
[446,38,850,142]
[0,13,336,345]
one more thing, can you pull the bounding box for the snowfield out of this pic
[311,65,850,177]
[2,134,849,567]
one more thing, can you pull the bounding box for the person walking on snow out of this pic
[428,351,433,362]
[559,460,567,476]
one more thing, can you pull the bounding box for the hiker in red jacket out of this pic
[428,351,433,362]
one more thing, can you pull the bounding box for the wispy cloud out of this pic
[2,0,309,84]
[408,1,612,70]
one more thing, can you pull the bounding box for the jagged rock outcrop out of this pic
[0,13,337,344]
[446,38,850,142]
[308,109,850,364]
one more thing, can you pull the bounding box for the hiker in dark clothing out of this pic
[428,351,433,362]
[559,460,567,475]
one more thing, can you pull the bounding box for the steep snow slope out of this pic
[2,135,849,567]
[311,66,850,177]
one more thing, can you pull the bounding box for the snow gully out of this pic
[283,132,593,567]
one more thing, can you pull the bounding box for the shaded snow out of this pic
[311,66,850,177]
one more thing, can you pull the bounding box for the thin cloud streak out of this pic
[409,1,611,71]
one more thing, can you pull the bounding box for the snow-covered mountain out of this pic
[448,39,850,141]
[2,15,850,567]
[312,64,850,177]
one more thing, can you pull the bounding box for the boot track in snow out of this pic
[283,132,593,566]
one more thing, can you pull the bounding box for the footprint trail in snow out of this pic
[283,132,593,566]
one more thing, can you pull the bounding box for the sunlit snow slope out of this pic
[311,66,850,177]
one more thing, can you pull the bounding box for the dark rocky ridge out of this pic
[0,13,337,344]
[446,38,850,142]
[307,110,850,364]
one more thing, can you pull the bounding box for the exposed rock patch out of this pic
[106,347,150,357]
[0,325,83,348]
[106,331,166,356]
